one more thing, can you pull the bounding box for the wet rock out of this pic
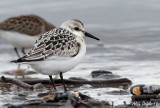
[91,70,112,78]
[12,95,26,100]
[17,90,30,97]
[71,92,110,108]
[105,90,129,95]
[26,99,43,104]
[18,93,27,97]
[96,74,121,80]
[69,77,88,81]
[54,92,68,102]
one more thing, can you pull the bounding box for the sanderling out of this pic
[0,14,55,58]
[11,19,100,92]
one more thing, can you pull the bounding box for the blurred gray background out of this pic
[1,0,160,44]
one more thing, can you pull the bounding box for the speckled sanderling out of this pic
[0,14,55,58]
[11,19,100,92]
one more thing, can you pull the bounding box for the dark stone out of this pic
[105,90,129,95]
[96,74,121,80]
[12,95,26,100]
[91,70,112,78]
[69,77,88,81]
[18,93,26,97]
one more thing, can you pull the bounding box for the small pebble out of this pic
[72,91,79,97]
[97,93,101,96]
[10,85,19,91]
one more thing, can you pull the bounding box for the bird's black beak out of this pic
[85,32,100,41]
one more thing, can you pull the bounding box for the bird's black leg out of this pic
[14,47,20,58]
[21,48,26,55]
[60,72,67,92]
[14,47,21,69]
[49,75,57,91]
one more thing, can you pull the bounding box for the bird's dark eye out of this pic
[74,27,79,31]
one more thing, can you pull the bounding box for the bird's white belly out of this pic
[30,58,80,75]
[0,30,39,48]
[30,42,86,75]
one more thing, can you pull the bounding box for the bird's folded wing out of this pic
[0,15,48,36]
[20,28,80,62]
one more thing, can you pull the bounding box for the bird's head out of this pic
[60,19,100,41]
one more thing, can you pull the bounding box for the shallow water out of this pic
[0,0,160,106]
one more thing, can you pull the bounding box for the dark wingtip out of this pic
[10,60,17,63]
[10,58,25,63]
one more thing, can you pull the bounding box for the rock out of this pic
[69,77,88,81]
[97,93,101,96]
[12,95,26,100]
[105,90,129,95]
[91,70,112,78]
[96,74,121,80]
[130,84,160,95]
[72,91,79,97]
[18,93,27,97]
[54,92,68,102]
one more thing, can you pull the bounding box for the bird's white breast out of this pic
[29,40,86,75]
[0,30,39,48]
